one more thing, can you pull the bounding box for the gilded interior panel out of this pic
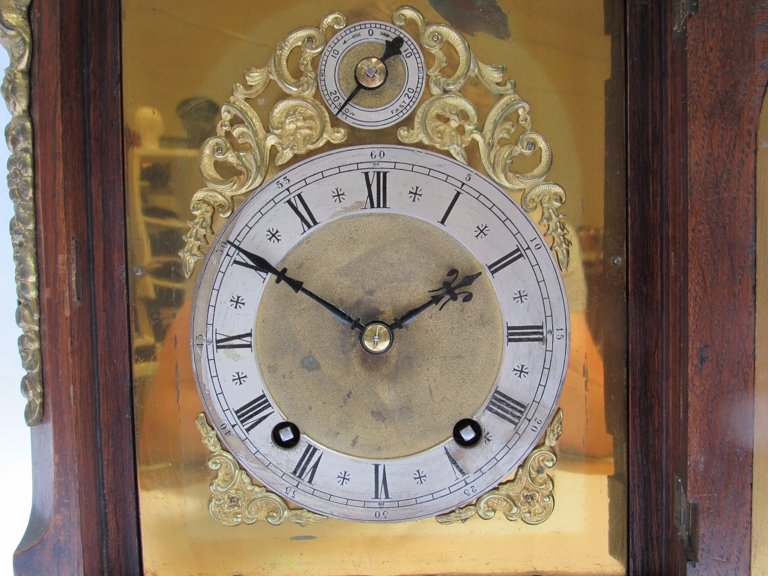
[122,0,627,573]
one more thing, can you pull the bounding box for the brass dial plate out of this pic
[256,212,503,459]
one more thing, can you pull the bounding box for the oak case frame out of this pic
[12,0,760,574]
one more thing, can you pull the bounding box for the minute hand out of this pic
[391,269,482,330]
[227,242,365,332]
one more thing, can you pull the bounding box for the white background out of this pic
[0,45,34,575]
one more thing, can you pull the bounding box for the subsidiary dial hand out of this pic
[227,242,365,332]
[335,82,364,118]
[391,269,483,330]
[380,35,405,62]
[335,36,405,117]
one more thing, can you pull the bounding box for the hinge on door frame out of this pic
[673,0,699,38]
[674,474,700,565]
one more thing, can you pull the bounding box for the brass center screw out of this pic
[361,321,393,354]
[355,57,387,89]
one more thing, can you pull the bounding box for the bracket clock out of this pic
[4,0,762,574]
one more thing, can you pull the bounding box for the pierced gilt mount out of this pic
[0,0,41,426]
[180,13,348,277]
[436,408,563,525]
[181,6,570,277]
[197,410,563,528]
[394,7,570,271]
[196,414,327,527]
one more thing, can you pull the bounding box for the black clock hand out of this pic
[227,242,365,332]
[335,36,405,117]
[391,269,482,330]
[336,83,364,117]
[380,35,404,63]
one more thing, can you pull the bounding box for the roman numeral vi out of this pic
[373,463,390,499]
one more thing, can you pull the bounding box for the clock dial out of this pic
[318,21,425,129]
[191,145,569,522]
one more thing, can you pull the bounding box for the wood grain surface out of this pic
[627,1,763,573]
[85,0,142,571]
[686,2,757,574]
[627,0,688,572]
[12,0,139,574]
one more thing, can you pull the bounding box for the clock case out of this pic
[10,0,760,574]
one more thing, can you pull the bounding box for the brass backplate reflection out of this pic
[124,0,628,573]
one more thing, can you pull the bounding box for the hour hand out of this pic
[391,269,483,330]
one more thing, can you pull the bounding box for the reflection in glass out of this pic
[123,0,627,573]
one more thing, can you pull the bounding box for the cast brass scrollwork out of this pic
[394,7,570,271]
[436,408,563,525]
[196,414,327,527]
[180,13,348,277]
[0,0,41,426]
[399,94,478,163]
[182,6,571,276]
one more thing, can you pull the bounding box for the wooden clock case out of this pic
[10,0,764,573]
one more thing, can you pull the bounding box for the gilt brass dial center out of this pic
[255,212,503,459]
[356,57,387,89]
[361,321,393,354]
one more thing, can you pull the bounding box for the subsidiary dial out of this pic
[319,21,425,130]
